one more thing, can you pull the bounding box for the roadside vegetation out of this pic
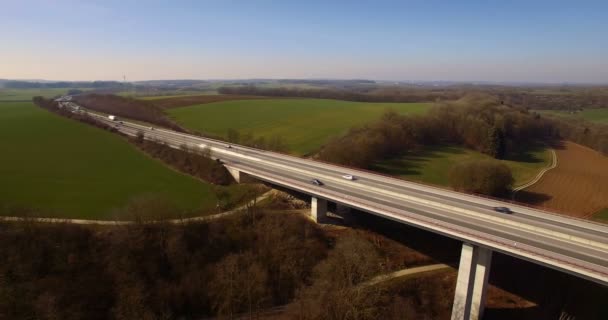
[73,94,184,131]
[0,101,222,220]
[168,98,432,155]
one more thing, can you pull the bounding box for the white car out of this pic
[342,174,355,180]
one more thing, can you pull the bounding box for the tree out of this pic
[449,159,514,197]
[135,130,145,144]
[293,232,386,320]
[486,126,507,159]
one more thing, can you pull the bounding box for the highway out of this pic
[61,101,608,285]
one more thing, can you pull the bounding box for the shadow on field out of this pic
[371,145,467,178]
[514,190,552,204]
[505,142,549,163]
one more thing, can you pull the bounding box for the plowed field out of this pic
[516,141,608,218]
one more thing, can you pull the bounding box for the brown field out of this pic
[516,141,608,218]
[151,94,270,109]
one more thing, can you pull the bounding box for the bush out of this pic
[449,159,514,197]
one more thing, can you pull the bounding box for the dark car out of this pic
[493,206,512,214]
[311,179,323,186]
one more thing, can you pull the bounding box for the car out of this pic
[311,179,323,186]
[119,121,124,124]
[226,144,232,148]
[342,174,355,180]
[493,206,511,214]
[149,127,154,130]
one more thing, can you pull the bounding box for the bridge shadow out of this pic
[258,182,607,320]
[349,210,608,320]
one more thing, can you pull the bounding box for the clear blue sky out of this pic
[2,0,607,83]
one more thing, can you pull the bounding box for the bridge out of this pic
[62,101,608,320]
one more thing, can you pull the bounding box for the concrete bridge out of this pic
[66,101,608,319]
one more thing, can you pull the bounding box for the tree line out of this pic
[218,85,464,103]
[5,80,127,89]
[73,94,185,131]
[0,209,456,320]
[219,84,608,110]
[133,132,233,185]
[317,94,553,169]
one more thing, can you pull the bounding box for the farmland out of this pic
[372,145,552,187]
[516,141,608,218]
[0,101,224,220]
[539,108,608,124]
[168,98,433,155]
[0,88,75,101]
[149,94,270,108]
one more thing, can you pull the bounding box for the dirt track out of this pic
[516,141,608,218]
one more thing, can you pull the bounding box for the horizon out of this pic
[2,0,608,83]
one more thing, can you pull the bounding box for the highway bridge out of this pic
[60,101,608,320]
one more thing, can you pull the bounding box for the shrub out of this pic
[449,159,514,197]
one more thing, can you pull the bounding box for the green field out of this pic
[169,98,433,155]
[540,108,608,124]
[0,88,78,101]
[0,101,223,220]
[372,145,552,187]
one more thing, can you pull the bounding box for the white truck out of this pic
[108,115,116,121]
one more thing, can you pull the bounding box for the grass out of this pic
[0,88,84,101]
[0,101,227,220]
[168,98,433,155]
[372,145,552,187]
[539,108,608,124]
[593,208,608,223]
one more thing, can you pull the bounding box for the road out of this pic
[61,101,608,285]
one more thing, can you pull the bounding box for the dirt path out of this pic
[361,263,452,287]
[513,148,558,192]
[0,191,273,225]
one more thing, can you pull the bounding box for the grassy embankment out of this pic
[372,145,552,187]
[539,108,608,124]
[168,98,432,155]
[0,101,246,220]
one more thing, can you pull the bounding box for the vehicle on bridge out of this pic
[311,179,323,186]
[493,206,512,214]
[342,174,356,180]
[108,115,116,121]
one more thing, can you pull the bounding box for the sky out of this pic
[1,0,607,83]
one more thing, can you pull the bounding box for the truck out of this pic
[108,115,116,121]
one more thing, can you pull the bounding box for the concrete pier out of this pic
[311,197,328,223]
[451,243,493,320]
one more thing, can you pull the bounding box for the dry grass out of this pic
[516,141,608,217]
[151,94,269,109]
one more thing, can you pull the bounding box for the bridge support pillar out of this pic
[451,243,493,320]
[311,197,328,223]
[226,167,241,183]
